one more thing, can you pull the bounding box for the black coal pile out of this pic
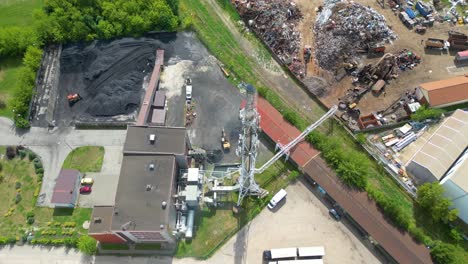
[60,39,157,116]
[314,0,397,70]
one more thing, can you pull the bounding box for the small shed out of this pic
[51,169,81,208]
[153,91,166,109]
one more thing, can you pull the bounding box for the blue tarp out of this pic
[406,7,416,19]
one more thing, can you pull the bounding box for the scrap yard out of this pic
[233,0,468,131]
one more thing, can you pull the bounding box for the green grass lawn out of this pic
[0,147,91,239]
[0,57,23,119]
[176,160,296,258]
[0,0,43,27]
[62,146,105,172]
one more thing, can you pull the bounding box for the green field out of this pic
[62,146,105,173]
[0,0,43,27]
[0,57,23,118]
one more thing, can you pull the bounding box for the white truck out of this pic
[267,189,287,209]
[185,77,192,103]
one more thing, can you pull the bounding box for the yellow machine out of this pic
[221,128,230,150]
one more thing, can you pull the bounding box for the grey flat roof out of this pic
[124,126,186,155]
[88,206,114,234]
[112,155,176,231]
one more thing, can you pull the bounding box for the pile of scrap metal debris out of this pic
[233,0,305,77]
[314,0,397,71]
[339,49,420,117]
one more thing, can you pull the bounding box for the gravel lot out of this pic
[174,180,383,264]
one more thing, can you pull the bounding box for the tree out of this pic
[417,182,458,223]
[411,105,444,121]
[430,242,456,264]
[77,236,97,255]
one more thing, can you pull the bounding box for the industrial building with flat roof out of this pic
[89,125,187,249]
[416,75,468,108]
[406,109,468,224]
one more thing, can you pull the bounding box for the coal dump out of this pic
[59,39,159,119]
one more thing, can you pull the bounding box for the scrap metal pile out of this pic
[233,0,305,77]
[314,0,397,70]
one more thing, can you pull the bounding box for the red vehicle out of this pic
[79,186,92,194]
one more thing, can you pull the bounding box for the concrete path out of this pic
[0,245,172,264]
[0,118,126,207]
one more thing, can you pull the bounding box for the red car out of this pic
[79,186,92,194]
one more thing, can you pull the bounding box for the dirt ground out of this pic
[296,0,468,115]
[174,180,384,264]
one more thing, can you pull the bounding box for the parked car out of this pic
[79,186,92,194]
[81,177,94,185]
[267,189,287,210]
[329,208,341,221]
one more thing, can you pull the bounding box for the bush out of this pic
[34,187,41,197]
[64,237,78,247]
[62,222,76,228]
[0,237,17,245]
[15,193,22,204]
[27,217,35,225]
[0,162,2,171]
[77,236,97,255]
[18,150,27,159]
[26,211,35,218]
[0,99,6,109]
[15,182,22,189]
[35,168,44,175]
[28,152,37,161]
[6,146,16,159]
[430,241,457,264]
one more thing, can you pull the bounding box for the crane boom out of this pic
[254,105,338,174]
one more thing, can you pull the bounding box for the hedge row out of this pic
[9,46,43,128]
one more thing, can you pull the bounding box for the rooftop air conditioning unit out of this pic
[149,163,155,170]
[149,134,156,144]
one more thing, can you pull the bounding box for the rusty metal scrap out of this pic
[314,0,397,70]
[233,0,305,77]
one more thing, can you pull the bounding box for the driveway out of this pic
[173,181,382,264]
[0,118,126,207]
[78,146,124,207]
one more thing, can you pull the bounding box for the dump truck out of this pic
[357,43,386,55]
[455,50,468,64]
[425,38,446,49]
[450,39,468,50]
[221,128,230,150]
[399,12,415,29]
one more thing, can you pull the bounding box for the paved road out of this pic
[0,118,127,206]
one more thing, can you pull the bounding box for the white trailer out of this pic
[297,247,325,259]
[277,260,324,264]
[263,247,297,260]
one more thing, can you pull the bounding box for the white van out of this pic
[268,189,287,209]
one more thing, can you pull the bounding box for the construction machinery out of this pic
[221,128,231,150]
[67,93,81,106]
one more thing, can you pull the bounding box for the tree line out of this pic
[1,0,179,128]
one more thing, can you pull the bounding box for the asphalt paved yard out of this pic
[175,180,381,264]
[78,146,123,207]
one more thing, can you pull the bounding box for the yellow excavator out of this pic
[221,128,230,150]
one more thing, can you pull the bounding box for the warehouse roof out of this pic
[51,169,80,205]
[419,75,468,107]
[124,125,186,155]
[410,110,468,181]
[112,155,176,231]
[256,97,319,167]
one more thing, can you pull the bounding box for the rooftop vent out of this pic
[149,134,156,144]
[93,217,102,223]
[149,163,155,170]
[160,224,164,230]
[146,184,153,191]
[162,201,167,209]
